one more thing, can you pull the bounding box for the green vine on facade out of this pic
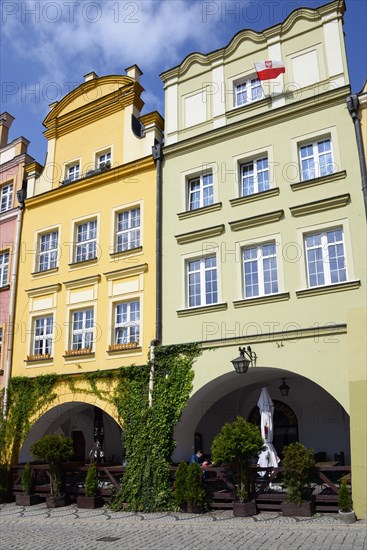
[111,343,201,512]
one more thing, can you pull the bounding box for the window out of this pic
[114,301,140,345]
[187,256,217,307]
[243,242,278,298]
[75,220,97,262]
[38,231,58,271]
[71,309,94,350]
[304,228,347,287]
[66,163,80,182]
[235,78,263,107]
[299,138,334,181]
[0,327,2,364]
[240,157,269,196]
[116,208,140,252]
[33,316,53,356]
[0,183,13,212]
[97,151,111,169]
[0,252,9,287]
[188,173,213,211]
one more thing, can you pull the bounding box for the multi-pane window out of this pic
[33,316,53,355]
[187,256,218,307]
[71,309,94,350]
[97,151,111,168]
[38,231,58,271]
[243,243,278,298]
[0,183,13,212]
[0,252,9,287]
[235,78,263,107]
[299,139,334,181]
[114,301,140,345]
[240,157,269,196]
[304,228,347,288]
[75,220,97,262]
[188,173,213,211]
[116,208,140,252]
[66,163,80,181]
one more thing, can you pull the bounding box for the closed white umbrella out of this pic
[257,387,280,475]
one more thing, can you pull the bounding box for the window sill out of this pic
[177,302,227,317]
[110,246,143,260]
[296,280,360,298]
[25,355,53,364]
[227,96,271,119]
[290,170,347,191]
[230,187,280,207]
[233,292,290,308]
[31,267,59,278]
[68,257,98,268]
[0,284,10,292]
[177,202,222,220]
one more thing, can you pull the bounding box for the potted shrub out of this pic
[281,442,315,516]
[30,434,74,508]
[338,479,356,523]
[211,416,264,517]
[16,463,40,506]
[174,462,206,513]
[77,464,104,509]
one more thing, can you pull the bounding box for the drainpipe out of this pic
[148,143,163,407]
[2,185,26,419]
[346,94,367,218]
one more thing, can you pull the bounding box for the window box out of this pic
[26,353,52,362]
[64,348,93,357]
[108,342,138,352]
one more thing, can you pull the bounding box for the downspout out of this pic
[2,184,26,419]
[148,143,163,407]
[346,94,367,218]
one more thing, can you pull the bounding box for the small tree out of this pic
[85,464,99,498]
[338,480,353,512]
[30,434,74,496]
[21,463,33,495]
[282,442,315,504]
[211,416,264,503]
[174,462,188,508]
[185,463,206,510]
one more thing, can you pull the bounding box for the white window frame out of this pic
[96,150,111,169]
[234,76,263,107]
[0,326,3,364]
[71,308,94,351]
[32,315,54,356]
[242,241,279,298]
[0,183,13,212]
[113,300,140,345]
[65,162,80,182]
[38,230,59,272]
[0,251,9,287]
[74,219,97,262]
[186,255,218,308]
[115,207,140,253]
[240,156,270,196]
[187,172,214,211]
[299,138,334,181]
[304,227,347,288]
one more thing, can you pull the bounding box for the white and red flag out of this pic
[254,60,285,81]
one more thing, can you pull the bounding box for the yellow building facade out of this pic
[10,67,163,464]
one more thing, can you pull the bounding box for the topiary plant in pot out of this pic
[281,442,315,517]
[211,416,264,517]
[174,461,206,513]
[16,462,40,506]
[30,434,74,508]
[174,462,189,511]
[338,479,356,523]
[77,463,103,509]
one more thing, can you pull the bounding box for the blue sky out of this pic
[1,0,366,163]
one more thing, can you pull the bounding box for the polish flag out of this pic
[254,60,285,81]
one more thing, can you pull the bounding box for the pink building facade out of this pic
[0,113,34,391]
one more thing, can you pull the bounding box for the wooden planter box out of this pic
[16,493,41,506]
[281,501,315,517]
[233,501,257,517]
[77,495,104,509]
[46,495,67,508]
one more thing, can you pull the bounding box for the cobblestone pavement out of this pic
[1,503,366,550]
